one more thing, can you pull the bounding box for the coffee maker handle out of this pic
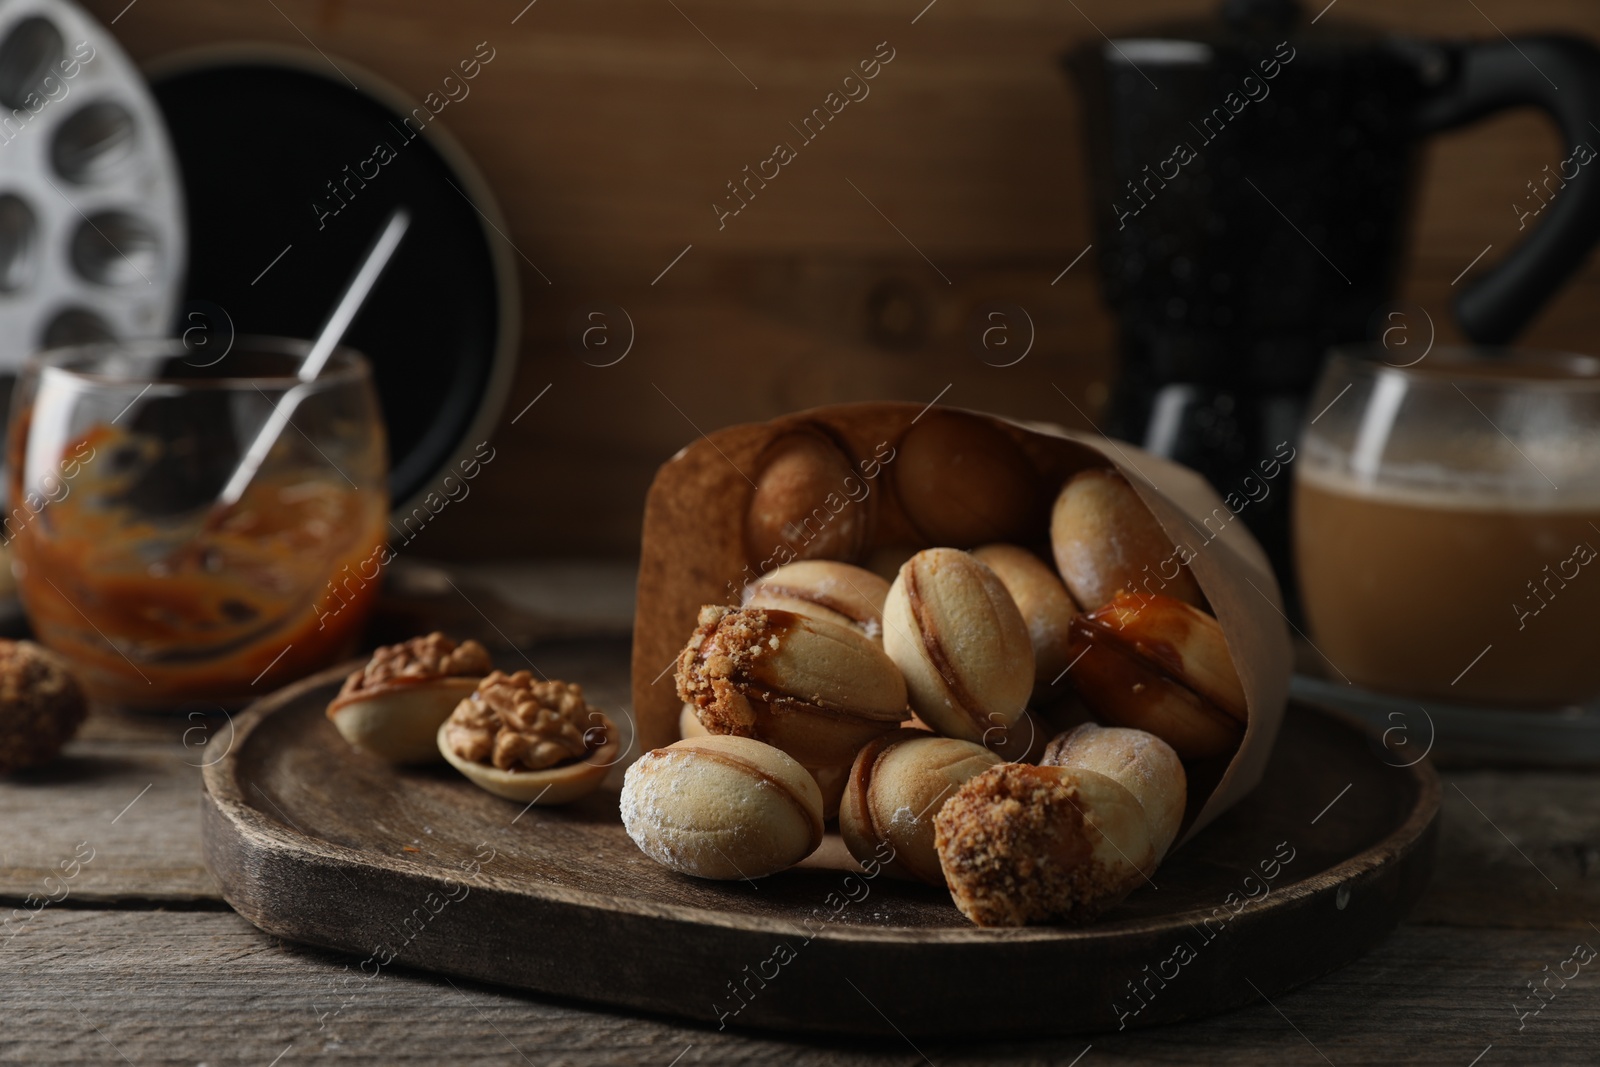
[1414,35,1600,345]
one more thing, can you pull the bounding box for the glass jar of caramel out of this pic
[7,337,389,707]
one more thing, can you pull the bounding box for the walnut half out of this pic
[444,671,606,773]
[438,671,621,806]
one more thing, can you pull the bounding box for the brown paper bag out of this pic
[631,402,1292,843]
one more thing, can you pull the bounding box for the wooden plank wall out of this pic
[92,0,1600,556]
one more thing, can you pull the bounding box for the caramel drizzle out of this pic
[903,563,988,733]
[1070,615,1245,734]
[848,732,898,855]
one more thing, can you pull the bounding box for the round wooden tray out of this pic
[201,658,1439,1038]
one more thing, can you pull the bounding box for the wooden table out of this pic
[1,562,1592,1065]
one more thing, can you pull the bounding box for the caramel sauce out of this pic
[11,429,387,707]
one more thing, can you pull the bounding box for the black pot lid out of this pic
[146,45,520,512]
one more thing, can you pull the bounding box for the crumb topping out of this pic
[443,670,605,772]
[674,604,903,742]
[339,632,491,697]
[934,763,1132,927]
[675,605,772,736]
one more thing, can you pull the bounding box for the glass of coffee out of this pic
[1294,346,1600,707]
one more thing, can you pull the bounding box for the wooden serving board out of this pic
[201,647,1439,1039]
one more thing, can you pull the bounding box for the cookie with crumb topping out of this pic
[934,762,1155,927]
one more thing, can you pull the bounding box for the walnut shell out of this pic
[1050,469,1204,611]
[881,549,1033,743]
[327,634,491,764]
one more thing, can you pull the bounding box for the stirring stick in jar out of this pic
[213,207,412,511]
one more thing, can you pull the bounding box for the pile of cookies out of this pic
[623,452,1248,927]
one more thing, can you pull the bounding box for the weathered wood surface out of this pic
[1416,771,1600,931]
[1,910,1591,1065]
[0,737,215,903]
[85,0,1600,555]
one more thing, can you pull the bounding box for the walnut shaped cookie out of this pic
[326,632,492,763]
